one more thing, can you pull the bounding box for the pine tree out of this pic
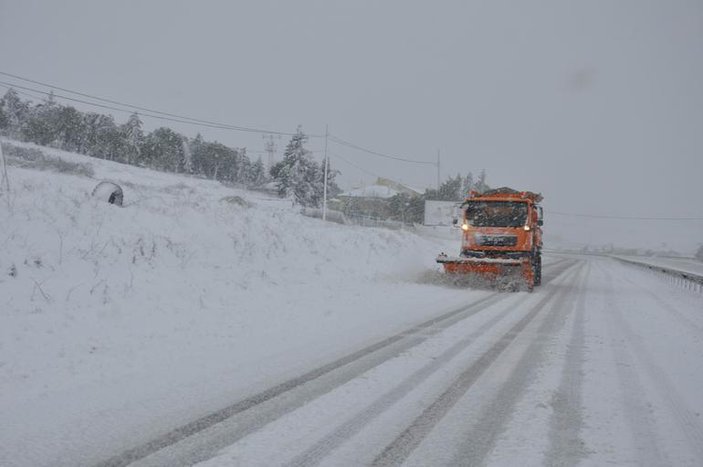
[141,127,185,171]
[194,140,231,180]
[82,113,121,159]
[121,112,144,165]
[297,157,322,207]
[271,127,309,199]
[190,133,206,175]
[252,157,267,185]
[270,127,328,207]
[244,156,267,186]
[22,94,62,146]
[55,105,85,152]
[0,89,29,138]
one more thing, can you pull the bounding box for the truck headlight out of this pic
[523,225,531,231]
[461,223,470,231]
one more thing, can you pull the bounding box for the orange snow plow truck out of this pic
[436,187,543,291]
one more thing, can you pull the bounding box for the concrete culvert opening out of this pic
[92,181,124,206]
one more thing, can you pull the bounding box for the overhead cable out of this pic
[329,134,436,166]
[328,152,383,178]
[0,71,317,137]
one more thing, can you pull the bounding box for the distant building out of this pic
[333,178,422,220]
[338,177,422,199]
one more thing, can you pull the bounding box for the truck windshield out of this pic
[465,201,528,227]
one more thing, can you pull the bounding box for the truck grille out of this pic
[475,235,518,247]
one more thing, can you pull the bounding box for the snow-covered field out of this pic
[1,141,702,466]
[0,140,475,466]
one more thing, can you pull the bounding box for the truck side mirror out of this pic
[452,218,458,225]
[537,219,543,226]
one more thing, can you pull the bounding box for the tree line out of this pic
[1,88,488,217]
[0,89,338,204]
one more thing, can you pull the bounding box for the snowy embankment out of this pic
[0,140,475,466]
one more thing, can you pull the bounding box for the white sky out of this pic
[1,0,702,250]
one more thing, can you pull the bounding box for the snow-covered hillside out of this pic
[0,140,478,466]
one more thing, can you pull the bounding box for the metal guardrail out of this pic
[612,256,703,294]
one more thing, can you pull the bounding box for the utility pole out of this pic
[322,125,329,221]
[262,134,278,169]
[436,149,441,190]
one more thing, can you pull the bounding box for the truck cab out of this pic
[438,187,543,291]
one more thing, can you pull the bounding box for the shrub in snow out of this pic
[1,144,44,161]
[92,181,123,206]
[1,143,94,177]
[219,195,251,208]
[300,207,348,225]
[696,245,703,262]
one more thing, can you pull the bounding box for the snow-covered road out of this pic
[99,256,703,467]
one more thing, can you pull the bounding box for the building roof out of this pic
[339,184,399,199]
[339,177,423,199]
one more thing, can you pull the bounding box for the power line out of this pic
[0,79,247,128]
[2,71,439,184]
[1,71,439,180]
[547,210,703,221]
[329,151,383,179]
[329,134,436,166]
[0,82,48,101]
[330,150,405,190]
[0,71,319,137]
[0,79,315,137]
[0,82,329,159]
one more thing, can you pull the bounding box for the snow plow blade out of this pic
[436,253,535,291]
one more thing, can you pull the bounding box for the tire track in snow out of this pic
[372,262,583,466]
[96,297,502,467]
[543,260,590,466]
[96,260,576,467]
[286,260,582,466]
[284,300,517,466]
[601,264,703,464]
[599,264,669,465]
[445,262,586,467]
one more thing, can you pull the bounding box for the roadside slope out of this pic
[0,141,474,467]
